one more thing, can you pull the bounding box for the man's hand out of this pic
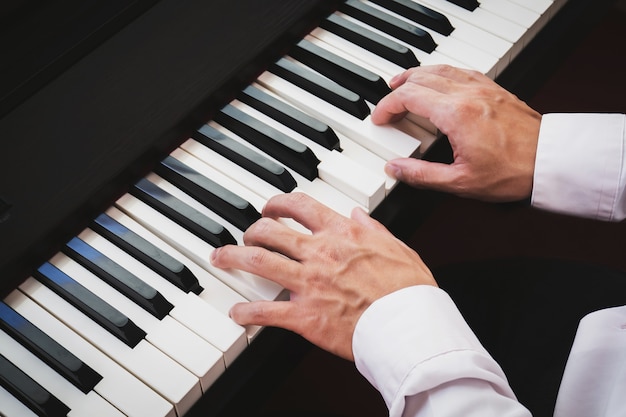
[210,193,436,361]
[373,65,542,202]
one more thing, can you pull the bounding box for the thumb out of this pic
[385,158,459,193]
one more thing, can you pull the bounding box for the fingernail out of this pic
[210,247,220,264]
[389,73,402,85]
[385,162,401,179]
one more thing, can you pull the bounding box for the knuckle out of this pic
[286,191,311,207]
[433,63,454,75]
[465,68,484,80]
[248,247,269,268]
[243,217,274,243]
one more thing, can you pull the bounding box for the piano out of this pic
[0,0,616,415]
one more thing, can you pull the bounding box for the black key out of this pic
[155,155,261,231]
[34,262,146,348]
[92,213,203,295]
[320,14,420,69]
[268,57,370,120]
[62,237,174,320]
[237,85,342,151]
[0,302,102,394]
[446,0,479,12]
[369,0,454,35]
[0,353,70,417]
[192,124,297,193]
[289,38,391,104]
[340,0,437,53]
[130,177,237,247]
[214,103,322,180]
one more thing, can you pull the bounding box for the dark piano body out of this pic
[0,0,616,415]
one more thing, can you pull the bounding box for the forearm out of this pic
[353,286,531,417]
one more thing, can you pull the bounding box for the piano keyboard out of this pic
[0,0,569,415]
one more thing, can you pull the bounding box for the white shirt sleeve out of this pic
[553,306,626,417]
[532,113,626,221]
[353,286,531,417]
[351,114,626,417]
[533,114,626,417]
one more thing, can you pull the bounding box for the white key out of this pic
[155,151,319,232]
[297,25,450,135]
[102,206,263,340]
[257,69,426,160]
[149,156,265,238]
[19,276,202,416]
[505,0,553,15]
[360,1,501,77]
[477,0,543,44]
[180,138,282,202]
[115,193,284,302]
[307,29,406,80]
[170,129,371,235]
[330,6,514,68]
[415,0,527,58]
[244,83,398,191]
[147,169,306,249]
[76,228,248,367]
[439,11,514,76]
[0,327,125,417]
[346,5,515,77]
[5,290,176,417]
[195,121,368,216]
[0,385,39,417]
[478,0,541,29]
[337,129,398,192]
[47,251,227,390]
[162,149,268,221]
[228,99,386,209]
[333,11,469,69]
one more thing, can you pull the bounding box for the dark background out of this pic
[257,2,626,416]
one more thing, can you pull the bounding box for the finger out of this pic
[350,207,388,233]
[385,158,463,194]
[261,193,345,233]
[229,300,297,329]
[243,217,309,262]
[388,65,469,92]
[387,68,413,89]
[210,244,303,291]
[372,81,444,125]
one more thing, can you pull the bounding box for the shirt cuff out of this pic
[531,113,626,221]
[352,286,506,413]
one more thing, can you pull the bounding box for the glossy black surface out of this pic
[92,213,203,294]
[130,178,238,248]
[62,237,174,320]
[193,124,298,193]
[269,57,370,120]
[215,103,322,179]
[0,301,102,393]
[0,353,70,417]
[34,262,146,347]
[369,0,454,35]
[320,13,420,69]
[156,155,262,231]
[445,0,479,12]
[290,38,391,103]
[340,0,437,53]
[238,85,341,151]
